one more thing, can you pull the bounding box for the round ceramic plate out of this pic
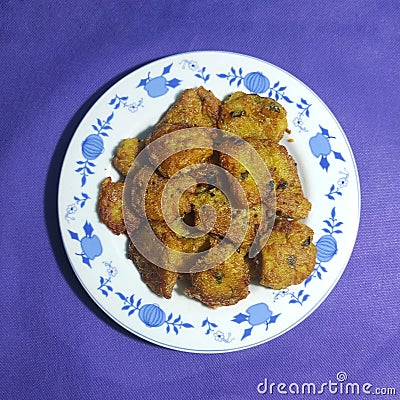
[58,51,360,353]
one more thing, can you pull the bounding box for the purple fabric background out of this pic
[1,1,399,399]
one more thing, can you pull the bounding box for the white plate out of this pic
[58,51,360,353]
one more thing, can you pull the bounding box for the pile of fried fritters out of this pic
[98,87,316,308]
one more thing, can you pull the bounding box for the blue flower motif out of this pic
[273,289,310,306]
[109,95,143,113]
[293,98,312,132]
[67,204,77,214]
[316,235,338,262]
[138,304,166,327]
[325,184,343,200]
[180,59,210,83]
[75,113,114,186]
[217,67,297,105]
[97,261,118,297]
[337,171,349,188]
[202,317,218,335]
[179,59,199,71]
[116,292,194,335]
[106,263,118,277]
[65,193,91,222]
[213,330,233,343]
[217,67,245,87]
[267,81,293,103]
[68,221,103,267]
[97,276,113,297]
[246,303,272,326]
[244,72,270,94]
[325,170,349,200]
[217,68,272,96]
[201,318,233,343]
[232,303,280,340]
[296,98,312,118]
[65,204,77,222]
[309,126,345,171]
[194,66,210,84]
[293,114,308,132]
[305,207,343,286]
[137,64,182,98]
[82,134,104,160]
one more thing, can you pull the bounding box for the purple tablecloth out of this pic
[1,1,399,398]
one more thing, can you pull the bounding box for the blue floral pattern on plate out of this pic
[232,303,280,340]
[115,292,194,335]
[180,59,211,84]
[201,317,234,343]
[75,113,114,186]
[325,169,349,200]
[58,51,360,353]
[68,221,103,268]
[65,192,90,222]
[309,125,345,171]
[109,95,143,113]
[97,261,118,297]
[137,63,181,98]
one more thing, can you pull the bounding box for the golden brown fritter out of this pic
[219,137,311,220]
[143,171,171,221]
[218,91,288,142]
[98,171,195,238]
[129,221,215,298]
[259,219,316,289]
[156,86,221,129]
[111,87,220,179]
[186,246,250,308]
[98,177,126,235]
[150,220,214,254]
[192,187,232,238]
[152,139,214,179]
[190,187,274,253]
[144,122,188,144]
[129,241,178,299]
[98,88,316,307]
[145,87,220,178]
[98,177,142,235]
[248,138,311,219]
[126,167,195,222]
[113,138,145,176]
[158,226,212,275]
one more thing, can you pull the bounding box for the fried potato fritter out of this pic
[219,138,311,220]
[98,177,126,235]
[192,187,232,237]
[127,167,195,222]
[129,241,178,299]
[98,88,316,307]
[218,91,288,142]
[152,141,214,179]
[129,221,215,298]
[110,87,221,180]
[186,246,250,308]
[145,87,220,178]
[113,137,145,176]
[259,219,316,289]
[157,86,221,128]
[191,187,274,253]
